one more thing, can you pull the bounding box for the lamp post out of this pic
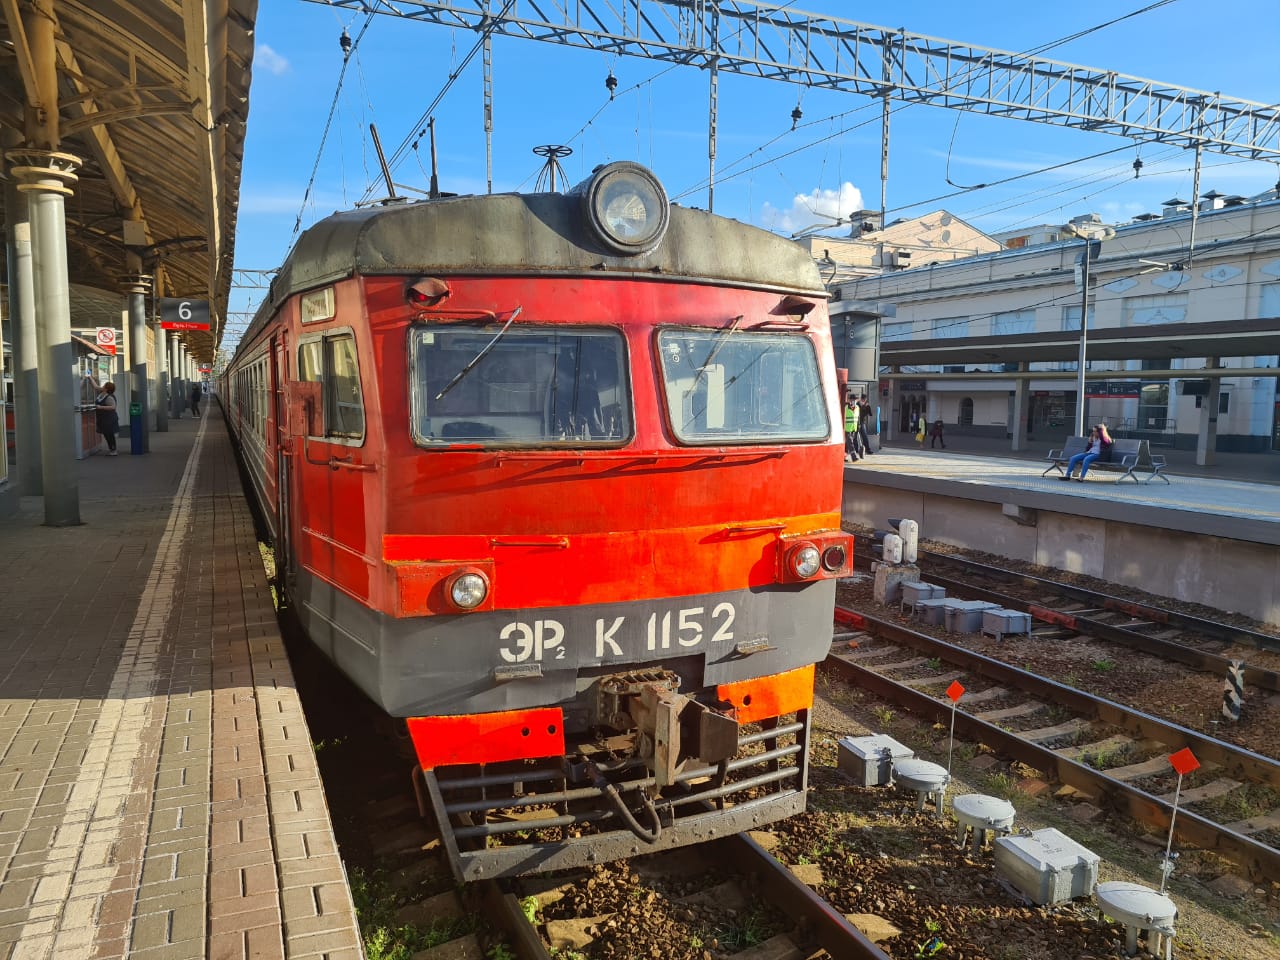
[1060,219,1116,436]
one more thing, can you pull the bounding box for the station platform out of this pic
[843,438,1280,626]
[0,409,361,960]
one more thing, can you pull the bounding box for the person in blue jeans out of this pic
[1061,423,1113,481]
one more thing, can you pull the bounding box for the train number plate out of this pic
[497,601,737,664]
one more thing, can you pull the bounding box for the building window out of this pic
[883,321,913,342]
[933,316,970,338]
[1061,305,1095,331]
[959,397,974,425]
[993,310,1035,336]
[1122,293,1188,326]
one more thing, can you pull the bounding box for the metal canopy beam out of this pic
[0,0,252,364]
[306,0,1280,160]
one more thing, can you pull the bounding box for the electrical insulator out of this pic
[339,28,353,58]
[1133,156,1143,179]
[791,105,803,130]
[605,72,618,100]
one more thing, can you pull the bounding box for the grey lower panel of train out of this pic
[295,575,837,717]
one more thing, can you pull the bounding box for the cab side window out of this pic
[297,333,365,440]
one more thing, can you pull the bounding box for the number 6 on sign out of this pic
[159,297,211,331]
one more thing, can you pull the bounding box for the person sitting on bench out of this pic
[1061,423,1112,481]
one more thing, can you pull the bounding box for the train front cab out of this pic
[267,164,853,881]
[381,295,849,879]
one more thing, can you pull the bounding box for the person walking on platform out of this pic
[914,414,926,448]
[86,375,120,456]
[843,394,861,462]
[190,380,203,417]
[1062,423,1113,481]
[930,419,946,449]
[856,395,875,455]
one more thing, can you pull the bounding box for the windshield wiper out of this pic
[433,306,522,401]
[683,315,747,429]
[689,314,744,392]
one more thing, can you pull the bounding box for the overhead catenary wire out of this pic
[359,0,518,204]
[679,1,1184,219]
[293,12,376,239]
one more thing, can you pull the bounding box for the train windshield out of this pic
[410,326,630,446]
[657,329,828,443]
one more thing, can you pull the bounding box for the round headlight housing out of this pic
[789,544,821,579]
[821,544,848,572]
[448,571,489,610]
[580,162,669,255]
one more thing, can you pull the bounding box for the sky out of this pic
[226,0,1280,350]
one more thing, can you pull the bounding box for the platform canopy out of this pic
[0,0,256,364]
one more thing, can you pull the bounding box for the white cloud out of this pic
[257,45,289,76]
[759,182,864,234]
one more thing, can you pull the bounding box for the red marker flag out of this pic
[946,680,965,702]
[1168,747,1199,776]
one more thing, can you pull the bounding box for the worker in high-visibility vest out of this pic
[844,394,861,462]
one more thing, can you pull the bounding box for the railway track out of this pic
[283,607,1273,959]
[829,604,1280,884]
[918,549,1280,693]
[509,834,890,959]
[291,610,888,959]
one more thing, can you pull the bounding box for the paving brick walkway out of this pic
[0,408,361,960]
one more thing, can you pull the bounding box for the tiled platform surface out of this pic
[0,407,361,960]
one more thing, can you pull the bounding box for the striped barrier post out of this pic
[1221,660,1244,723]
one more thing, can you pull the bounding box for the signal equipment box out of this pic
[944,600,1001,633]
[915,597,951,626]
[836,734,914,787]
[994,827,1100,904]
[982,609,1032,641]
[900,581,945,615]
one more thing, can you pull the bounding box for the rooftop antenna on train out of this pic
[369,123,400,203]
[427,117,440,199]
[533,144,573,193]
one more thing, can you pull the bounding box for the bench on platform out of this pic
[1042,436,1087,476]
[1043,436,1170,484]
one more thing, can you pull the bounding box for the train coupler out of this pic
[592,670,738,788]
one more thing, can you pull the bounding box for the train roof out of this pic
[240,191,826,351]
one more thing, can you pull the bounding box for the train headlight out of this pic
[448,571,489,610]
[578,161,669,255]
[788,544,821,579]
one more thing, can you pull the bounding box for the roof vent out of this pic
[1198,190,1226,212]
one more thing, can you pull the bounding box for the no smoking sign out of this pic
[95,327,117,356]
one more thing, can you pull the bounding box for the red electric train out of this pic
[223,161,852,880]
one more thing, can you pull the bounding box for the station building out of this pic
[820,192,1280,457]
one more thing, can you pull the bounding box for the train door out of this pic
[272,333,293,591]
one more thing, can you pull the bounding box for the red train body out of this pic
[224,162,851,879]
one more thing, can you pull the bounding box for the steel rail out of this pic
[830,607,1280,883]
[715,833,892,959]
[922,569,1280,695]
[479,881,554,960]
[853,543,1280,692]
[923,549,1280,655]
